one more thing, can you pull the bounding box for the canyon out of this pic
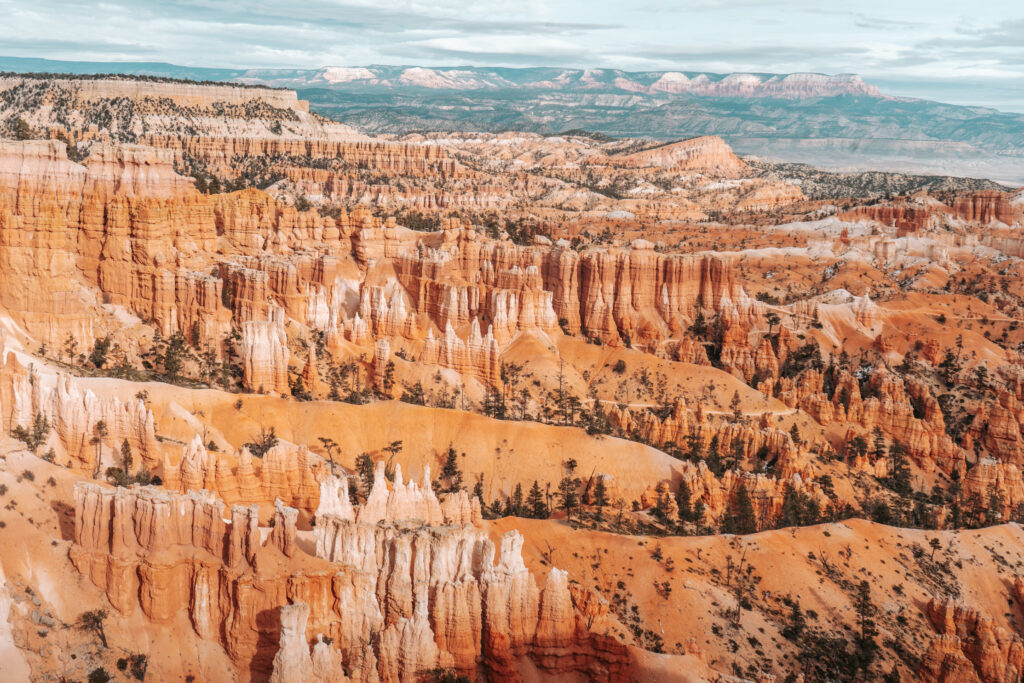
[0,73,1023,683]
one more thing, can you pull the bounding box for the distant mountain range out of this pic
[0,57,880,97]
[2,56,1022,185]
[233,65,882,99]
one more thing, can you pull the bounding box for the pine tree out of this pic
[888,441,912,496]
[854,580,879,672]
[986,485,1004,526]
[693,499,707,531]
[593,476,609,508]
[91,420,108,479]
[482,385,505,418]
[723,487,757,535]
[789,423,802,447]
[527,481,548,519]
[883,665,901,683]
[686,432,704,462]
[12,412,50,454]
[781,601,805,641]
[706,434,723,476]
[779,487,801,528]
[690,310,707,338]
[659,488,681,525]
[318,437,339,476]
[439,446,463,493]
[730,391,743,422]
[355,453,375,496]
[938,349,962,387]
[557,476,578,521]
[510,483,524,517]
[872,427,887,459]
[120,439,133,475]
[676,480,693,522]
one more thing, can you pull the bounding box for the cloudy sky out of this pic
[2,0,1024,111]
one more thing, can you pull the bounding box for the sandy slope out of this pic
[495,515,1024,679]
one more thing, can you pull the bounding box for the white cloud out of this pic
[0,0,1021,109]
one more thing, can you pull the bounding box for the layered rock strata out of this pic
[919,597,1024,683]
[0,352,159,472]
[71,469,632,682]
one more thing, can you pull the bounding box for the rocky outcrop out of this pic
[301,346,327,398]
[0,139,226,345]
[920,634,985,683]
[269,603,318,683]
[270,603,348,683]
[598,136,749,178]
[70,469,633,682]
[0,76,309,110]
[162,438,320,512]
[0,353,159,472]
[609,399,805,476]
[314,465,480,531]
[420,320,501,386]
[147,136,458,179]
[214,190,351,256]
[953,191,1015,226]
[241,307,291,394]
[390,221,751,348]
[0,134,762,394]
[839,202,935,234]
[920,597,1024,683]
[969,392,1024,465]
[779,366,966,474]
[963,459,1024,521]
[672,461,823,527]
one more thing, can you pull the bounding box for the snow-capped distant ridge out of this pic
[396,67,515,90]
[649,71,878,97]
[254,65,882,98]
[319,67,376,84]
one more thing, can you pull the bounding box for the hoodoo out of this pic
[1,51,1023,683]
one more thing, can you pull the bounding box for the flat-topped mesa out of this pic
[839,201,937,234]
[0,75,308,111]
[0,139,199,202]
[0,140,93,344]
[0,132,756,359]
[645,71,880,98]
[72,478,632,681]
[840,190,1020,234]
[213,190,352,255]
[83,143,197,199]
[953,190,1016,226]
